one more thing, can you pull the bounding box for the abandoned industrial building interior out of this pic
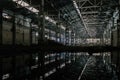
[0,0,120,80]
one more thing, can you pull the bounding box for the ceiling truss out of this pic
[76,0,111,38]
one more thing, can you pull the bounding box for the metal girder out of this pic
[76,0,110,38]
[81,11,106,15]
[79,6,100,9]
[86,22,104,25]
[75,0,89,2]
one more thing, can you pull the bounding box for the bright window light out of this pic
[2,74,10,80]
[36,32,38,36]
[2,13,12,19]
[45,16,56,24]
[13,0,66,30]
[12,0,39,13]
[60,25,66,30]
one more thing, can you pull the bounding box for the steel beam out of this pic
[76,0,89,2]
[81,11,99,14]
[85,22,104,25]
[38,0,45,43]
[79,6,100,9]
[65,25,69,66]
[38,0,45,80]
[56,23,60,42]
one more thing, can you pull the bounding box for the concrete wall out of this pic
[2,21,37,45]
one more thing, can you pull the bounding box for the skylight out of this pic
[12,0,39,13]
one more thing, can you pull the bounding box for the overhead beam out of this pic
[86,22,105,25]
[79,6,100,9]
[73,0,91,37]
[81,11,99,14]
[75,0,89,2]
[81,11,106,15]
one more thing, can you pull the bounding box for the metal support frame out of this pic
[0,9,3,45]
[58,11,61,43]
[12,13,16,45]
[55,11,61,42]
[65,25,70,65]
[69,46,75,62]
[71,30,75,46]
[38,0,45,43]
[76,0,108,37]
[56,23,60,42]
[38,0,45,79]
[65,26,69,46]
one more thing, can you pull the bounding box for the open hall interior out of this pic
[0,0,120,80]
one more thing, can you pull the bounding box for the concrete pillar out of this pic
[38,0,45,43]
[30,22,32,45]
[71,30,75,46]
[65,26,69,46]
[37,0,45,79]
[0,57,3,80]
[0,9,3,45]
[12,14,16,45]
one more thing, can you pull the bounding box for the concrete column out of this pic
[56,22,60,42]
[38,0,45,43]
[37,0,45,79]
[0,57,3,80]
[30,22,32,45]
[71,30,75,46]
[12,14,16,45]
[0,9,3,45]
[65,26,69,46]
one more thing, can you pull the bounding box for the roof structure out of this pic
[0,0,118,38]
